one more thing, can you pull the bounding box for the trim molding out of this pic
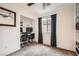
[56,47,77,55]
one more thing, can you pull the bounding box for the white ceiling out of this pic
[8,3,69,17]
[0,3,72,18]
[26,3,64,13]
[25,3,70,17]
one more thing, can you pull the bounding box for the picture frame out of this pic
[0,7,16,27]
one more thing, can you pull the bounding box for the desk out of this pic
[20,32,35,48]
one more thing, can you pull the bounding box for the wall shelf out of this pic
[76,40,79,44]
[76,46,79,51]
[76,14,79,18]
[76,3,79,55]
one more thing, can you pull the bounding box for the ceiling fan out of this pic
[42,3,51,9]
[27,3,51,10]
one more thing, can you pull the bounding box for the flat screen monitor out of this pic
[26,27,33,33]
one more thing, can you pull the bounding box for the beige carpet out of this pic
[8,43,76,56]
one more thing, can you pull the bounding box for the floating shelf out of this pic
[76,3,79,56]
[76,40,79,44]
[76,30,79,32]
[76,46,79,51]
[76,14,79,18]
[76,47,79,55]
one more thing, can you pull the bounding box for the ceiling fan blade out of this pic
[27,3,34,6]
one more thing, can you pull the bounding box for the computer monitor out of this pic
[26,27,33,33]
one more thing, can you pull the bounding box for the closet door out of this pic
[42,17,51,46]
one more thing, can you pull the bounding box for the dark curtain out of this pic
[38,17,43,44]
[51,14,57,47]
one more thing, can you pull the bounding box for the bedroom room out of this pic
[0,3,78,56]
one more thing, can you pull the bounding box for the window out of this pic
[42,17,51,33]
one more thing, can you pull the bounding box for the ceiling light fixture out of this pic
[42,3,51,10]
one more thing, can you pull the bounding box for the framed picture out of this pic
[0,7,16,27]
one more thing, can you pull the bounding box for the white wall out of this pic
[0,8,20,55]
[57,4,75,51]
[0,4,35,55]
[34,19,38,42]
[0,30,4,55]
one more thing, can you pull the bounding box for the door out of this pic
[42,17,51,46]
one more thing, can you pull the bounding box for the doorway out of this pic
[20,15,34,48]
[40,14,57,47]
[42,16,51,46]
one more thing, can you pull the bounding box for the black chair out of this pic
[20,32,28,48]
[30,33,35,43]
[30,33,35,39]
[26,27,35,43]
[27,33,31,42]
[26,33,35,43]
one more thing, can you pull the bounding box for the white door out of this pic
[42,17,51,46]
